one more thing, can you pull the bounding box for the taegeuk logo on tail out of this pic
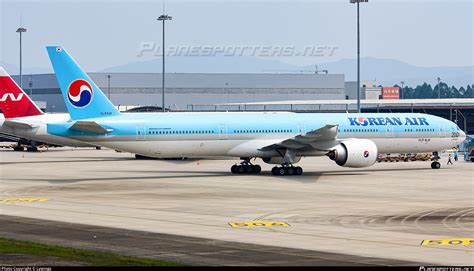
[67,79,93,108]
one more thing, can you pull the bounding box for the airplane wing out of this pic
[70,121,111,134]
[2,120,39,130]
[259,124,338,151]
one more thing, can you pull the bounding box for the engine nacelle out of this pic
[262,156,301,164]
[327,139,378,168]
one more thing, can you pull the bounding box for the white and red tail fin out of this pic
[0,67,43,118]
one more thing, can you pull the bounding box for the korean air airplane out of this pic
[46,46,466,175]
[0,67,94,149]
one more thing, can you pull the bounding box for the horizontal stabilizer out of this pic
[70,121,111,134]
[3,120,39,130]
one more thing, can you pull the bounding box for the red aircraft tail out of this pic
[0,67,43,118]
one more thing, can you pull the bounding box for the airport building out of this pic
[6,73,474,135]
[344,80,400,100]
[12,73,346,112]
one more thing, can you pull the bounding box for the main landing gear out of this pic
[271,164,303,176]
[431,151,441,169]
[13,145,37,152]
[13,145,24,152]
[231,158,261,174]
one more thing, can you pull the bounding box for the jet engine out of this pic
[262,156,301,164]
[327,139,378,168]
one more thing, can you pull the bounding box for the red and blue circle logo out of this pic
[67,79,93,108]
[357,117,368,126]
[363,150,370,158]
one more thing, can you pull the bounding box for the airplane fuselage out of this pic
[48,112,465,158]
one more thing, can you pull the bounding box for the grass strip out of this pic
[0,237,182,266]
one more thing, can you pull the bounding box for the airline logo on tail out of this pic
[46,46,120,119]
[67,79,93,108]
[0,67,43,118]
[0,93,24,102]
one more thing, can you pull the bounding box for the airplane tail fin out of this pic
[46,46,121,120]
[0,67,43,118]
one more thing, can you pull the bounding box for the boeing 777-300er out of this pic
[46,46,466,175]
[0,67,94,149]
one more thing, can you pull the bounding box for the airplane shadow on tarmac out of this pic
[0,158,134,166]
[13,165,432,184]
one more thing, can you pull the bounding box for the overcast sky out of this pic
[1,0,472,72]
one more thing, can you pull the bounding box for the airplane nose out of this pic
[459,130,467,141]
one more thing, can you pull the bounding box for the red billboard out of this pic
[382,87,400,99]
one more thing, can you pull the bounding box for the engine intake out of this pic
[327,139,378,168]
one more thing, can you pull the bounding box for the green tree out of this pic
[393,83,473,99]
[464,85,473,98]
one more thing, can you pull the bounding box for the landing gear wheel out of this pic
[271,165,304,176]
[26,146,38,152]
[13,146,24,152]
[431,161,441,169]
[231,158,262,174]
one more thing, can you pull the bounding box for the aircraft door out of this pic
[218,124,227,140]
[386,124,394,138]
[297,123,306,134]
[136,125,146,141]
[438,124,447,137]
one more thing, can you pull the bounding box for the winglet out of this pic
[46,46,120,120]
[0,67,43,118]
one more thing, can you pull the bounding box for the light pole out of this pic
[29,74,33,96]
[157,14,172,112]
[400,81,404,99]
[225,82,229,103]
[350,0,368,113]
[16,27,27,88]
[437,77,441,99]
[107,74,111,99]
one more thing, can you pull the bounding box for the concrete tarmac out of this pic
[0,148,473,265]
[0,215,419,266]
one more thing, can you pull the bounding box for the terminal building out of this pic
[12,73,345,112]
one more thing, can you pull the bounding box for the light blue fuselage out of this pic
[48,112,465,158]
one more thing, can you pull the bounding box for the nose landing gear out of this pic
[231,158,261,174]
[431,161,441,169]
[431,151,441,169]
